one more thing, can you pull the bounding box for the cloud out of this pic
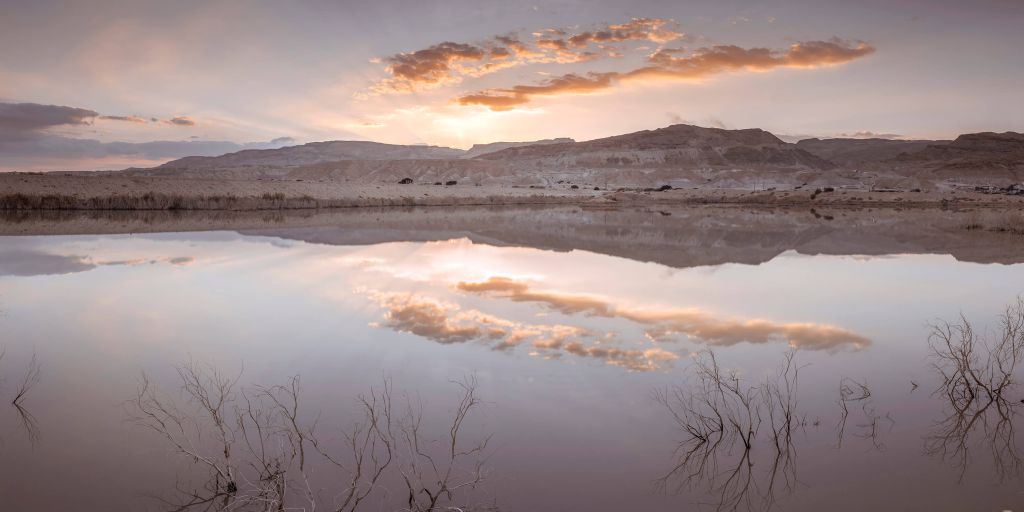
[457,72,619,111]
[634,38,875,78]
[0,102,202,135]
[166,116,196,126]
[0,101,246,169]
[374,41,490,92]
[0,133,296,169]
[458,38,875,110]
[837,131,902,139]
[565,18,682,48]
[371,18,681,94]
[494,34,545,60]
[99,115,148,123]
[0,102,98,138]
[456,277,870,351]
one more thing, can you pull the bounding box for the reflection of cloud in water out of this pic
[97,256,195,267]
[456,277,870,351]
[0,250,96,276]
[560,341,678,372]
[368,291,678,371]
[0,249,195,277]
[371,292,510,344]
[167,256,194,266]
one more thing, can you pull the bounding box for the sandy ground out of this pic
[2,172,1024,209]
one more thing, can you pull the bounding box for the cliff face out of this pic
[885,132,1024,181]
[462,138,574,158]
[476,124,833,172]
[894,132,1024,166]
[795,138,942,166]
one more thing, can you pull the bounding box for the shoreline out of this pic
[2,172,1024,211]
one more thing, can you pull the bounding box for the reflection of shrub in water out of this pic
[835,377,893,451]
[654,350,802,512]
[926,299,1024,481]
[127,361,493,511]
[0,348,42,447]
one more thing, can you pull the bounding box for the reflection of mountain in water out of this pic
[5,205,1023,269]
[242,206,1024,268]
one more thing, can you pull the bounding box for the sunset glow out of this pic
[2,0,1022,170]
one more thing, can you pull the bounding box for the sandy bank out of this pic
[2,173,1024,210]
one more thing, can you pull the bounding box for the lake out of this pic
[1,205,1023,511]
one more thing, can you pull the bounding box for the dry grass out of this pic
[0,192,321,211]
[0,190,587,211]
[961,209,1024,235]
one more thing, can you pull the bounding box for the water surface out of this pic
[1,207,1023,511]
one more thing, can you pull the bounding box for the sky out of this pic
[1,0,1022,171]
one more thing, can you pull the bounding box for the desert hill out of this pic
[156,140,465,170]
[113,124,1024,190]
[476,124,832,171]
[893,132,1024,172]
[463,138,574,158]
[795,138,943,167]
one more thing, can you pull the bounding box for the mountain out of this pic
[116,124,1024,189]
[156,140,465,171]
[795,138,944,167]
[463,138,574,158]
[476,124,832,171]
[893,132,1024,171]
[148,138,577,173]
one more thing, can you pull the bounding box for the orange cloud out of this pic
[457,38,875,110]
[99,115,148,123]
[456,277,870,351]
[566,17,682,47]
[630,38,875,79]
[377,41,489,92]
[456,72,619,111]
[494,34,546,60]
[370,18,681,94]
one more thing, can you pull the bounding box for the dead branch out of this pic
[925,298,1024,481]
[655,350,801,511]
[11,350,41,407]
[128,364,493,512]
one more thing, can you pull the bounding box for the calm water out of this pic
[1,209,1024,511]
